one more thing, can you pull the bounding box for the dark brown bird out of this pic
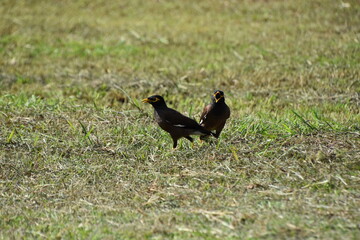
[199,90,230,139]
[143,95,214,148]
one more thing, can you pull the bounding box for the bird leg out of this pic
[185,136,194,142]
[171,137,178,149]
[184,136,195,148]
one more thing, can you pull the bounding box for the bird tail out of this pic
[199,127,215,137]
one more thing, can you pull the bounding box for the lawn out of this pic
[0,0,359,239]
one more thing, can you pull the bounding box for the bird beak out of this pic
[214,92,223,103]
[215,97,223,103]
[142,98,150,103]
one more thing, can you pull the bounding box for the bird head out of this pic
[212,90,225,103]
[142,95,167,108]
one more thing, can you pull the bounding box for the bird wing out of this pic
[199,104,213,125]
[225,104,231,119]
[162,108,202,130]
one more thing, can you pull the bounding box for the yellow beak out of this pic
[142,98,149,103]
[214,92,223,103]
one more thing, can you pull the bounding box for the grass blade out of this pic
[291,110,318,131]
[7,129,15,143]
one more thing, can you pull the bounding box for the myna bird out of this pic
[199,90,230,139]
[143,95,214,148]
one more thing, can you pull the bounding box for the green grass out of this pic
[1,0,360,239]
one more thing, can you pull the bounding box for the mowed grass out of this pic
[0,0,359,239]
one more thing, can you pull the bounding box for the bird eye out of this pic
[148,97,159,102]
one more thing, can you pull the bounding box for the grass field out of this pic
[1,0,359,239]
